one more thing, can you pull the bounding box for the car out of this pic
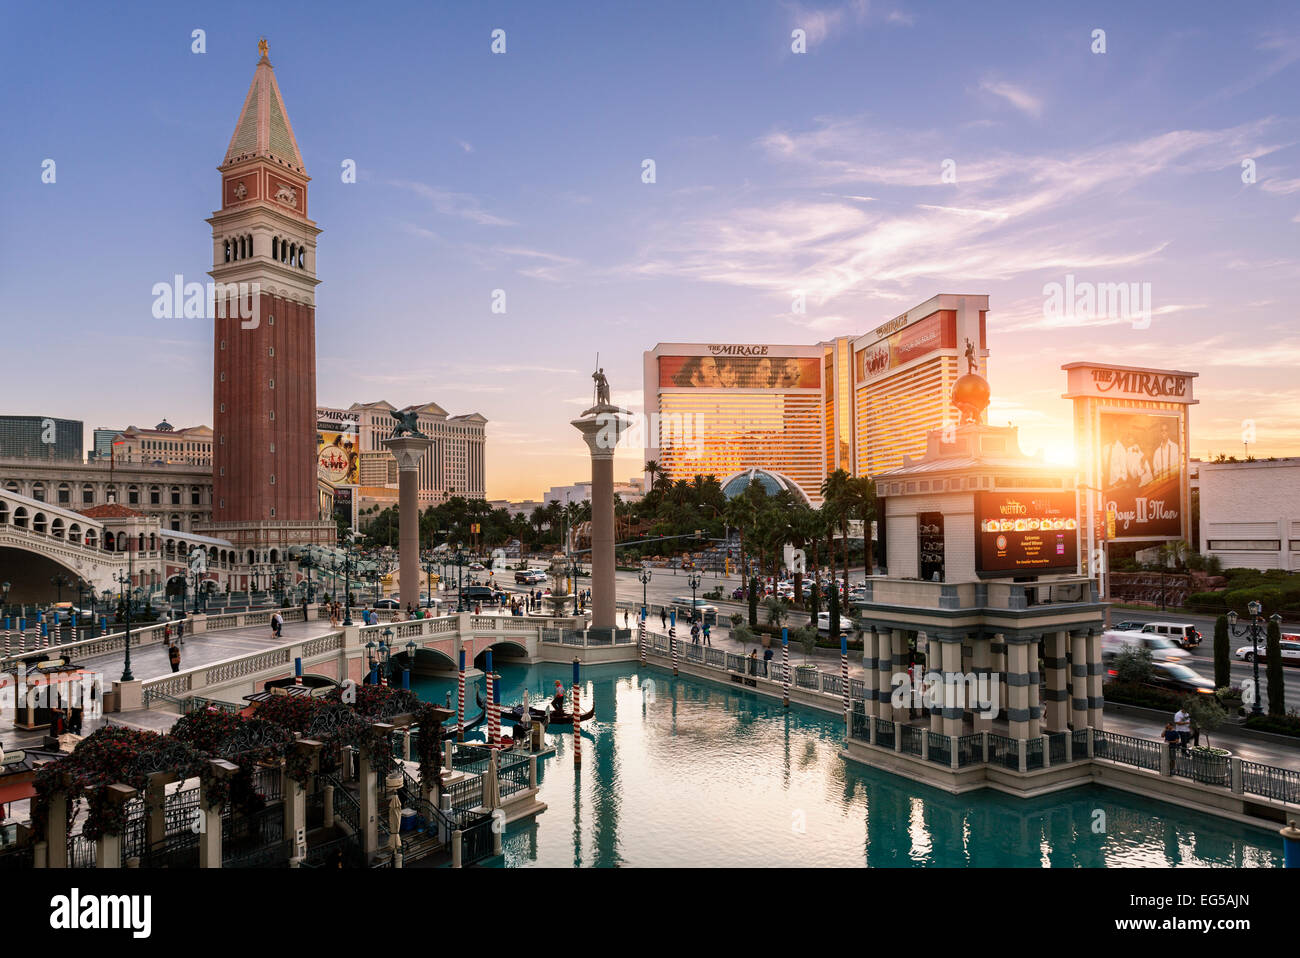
[731,586,746,600]
[468,562,486,572]
[1235,637,1300,664]
[815,611,853,635]
[373,598,402,610]
[671,597,718,623]
[526,570,547,584]
[514,570,533,584]
[1114,620,1146,632]
[418,596,444,610]
[459,585,498,604]
[1100,630,1190,663]
[1146,662,1216,695]
[1140,621,1202,649]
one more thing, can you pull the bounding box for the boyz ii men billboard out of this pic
[1098,411,1183,539]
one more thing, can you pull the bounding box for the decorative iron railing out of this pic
[956,733,983,768]
[498,752,531,798]
[874,717,895,749]
[1024,736,1044,771]
[987,733,1018,770]
[1241,761,1300,804]
[900,724,924,756]
[1047,732,1068,765]
[926,731,951,766]
[1093,730,1162,772]
[1172,750,1232,788]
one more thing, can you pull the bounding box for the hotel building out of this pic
[643,293,990,502]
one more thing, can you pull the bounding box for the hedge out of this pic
[1243,713,1300,738]
[1102,681,1188,713]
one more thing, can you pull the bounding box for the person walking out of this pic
[691,621,701,645]
[271,610,283,638]
[702,622,711,646]
[168,641,182,673]
[659,608,668,630]
[1173,706,1191,752]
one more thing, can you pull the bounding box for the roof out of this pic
[222,40,306,173]
[79,503,145,519]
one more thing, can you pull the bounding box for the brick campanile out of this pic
[202,39,333,562]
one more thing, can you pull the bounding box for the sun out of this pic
[1040,439,1078,467]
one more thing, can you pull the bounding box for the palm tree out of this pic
[820,469,852,591]
[849,475,878,576]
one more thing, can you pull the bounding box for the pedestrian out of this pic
[1162,722,1180,757]
[168,641,182,673]
[1191,717,1200,748]
[622,608,629,628]
[1173,706,1191,752]
[749,649,758,675]
[163,623,171,644]
[691,622,700,644]
[702,622,711,646]
[659,608,668,630]
[177,619,185,646]
[271,610,283,638]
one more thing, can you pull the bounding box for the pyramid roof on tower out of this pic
[223,40,306,175]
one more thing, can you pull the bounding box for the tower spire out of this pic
[222,37,305,174]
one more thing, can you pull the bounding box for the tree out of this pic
[808,580,821,619]
[1112,646,1154,685]
[763,596,786,628]
[1265,618,1286,716]
[748,576,760,628]
[794,625,819,664]
[820,469,852,588]
[1186,696,1227,748]
[851,476,878,575]
[827,575,841,638]
[1213,615,1230,689]
[732,624,755,657]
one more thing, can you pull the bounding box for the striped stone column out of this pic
[1005,638,1031,740]
[1042,630,1069,732]
[1085,628,1104,729]
[1070,629,1089,730]
[971,634,993,733]
[939,635,963,740]
[862,627,879,719]
[991,633,1008,725]
[1027,637,1041,738]
[889,629,908,724]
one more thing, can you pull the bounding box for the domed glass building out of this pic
[720,467,811,505]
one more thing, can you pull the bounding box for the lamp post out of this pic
[405,638,417,688]
[379,627,394,686]
[51,573,71,605]
[1227,600,1282,717]
[1,581,10,618]
[638,563,652,614]
[115,543,136,683]
[454,545,466,612]
[365,638,377,684]
[687,569,702,623]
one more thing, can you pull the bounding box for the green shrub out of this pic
[1243,712,1300,738]
[1187,591,1226,610]
[1103,680,1186,712]
[1112,646,1155,685]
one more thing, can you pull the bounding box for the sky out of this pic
[2,0,1299,500]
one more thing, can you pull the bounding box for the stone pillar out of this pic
[1028,635,1042,739]
[1006,639,1031,740]
[199,759,236,868]
[863,628,879,718]
[46,790,68,868]
[877,630,895,722]
[890,629,909,724]
[570,404,630,638]
[358,734,389,858]
[146,778,169,847]
[972,634,993,734]
[1042,631,1069,732]
[383,435,435,612]
[1070,630,1089,730]
[1085,629,1104,729]
[282,767,306,860]
[97,784,136,870]
[940,636,962,739]
[991,634,1008,725]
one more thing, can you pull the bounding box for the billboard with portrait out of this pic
[1098,411,1183,540]
[317,429,359,485]
[858,312,957,382]
[658,354,821,389]
[975,491,1079,577]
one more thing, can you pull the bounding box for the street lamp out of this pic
[365,638,378,684]
[51,573,71,604]
[687,570,702,623]
[379,627,394,684]
[115,544,136,682]
[638,563,652,614]
[1226,599,1282,717]
[454,545,466,612]
[1,580,10,618]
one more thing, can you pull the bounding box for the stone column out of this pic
[971,634,993,733]
[1005,638,1031,740]
[146,776,169,847]
[96,784,135,869]
[1070,630,1089,730]
[383,435,435,612]
[939,636,963,740]
[199,759,237,868]
[1042,630,1069,732]
[46,789,68,868]
[1085,629,1104,729]
[991,634,1007,725]
[890,629,909,723]
[570,404,630,639]
[863,627,879,718]
[878,630,895,722]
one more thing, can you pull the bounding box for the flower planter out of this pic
[1182,748,1231,787]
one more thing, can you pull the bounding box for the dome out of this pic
[155,420,174,432]
[720,468,811,504]
[951,374,990,425]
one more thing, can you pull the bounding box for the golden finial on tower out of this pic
[258,37,269,60]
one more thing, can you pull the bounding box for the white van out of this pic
[1139,621,1202,649]
[1101,630,1190,663]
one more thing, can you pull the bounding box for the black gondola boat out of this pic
[477,688,595,726]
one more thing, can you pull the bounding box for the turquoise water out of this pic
[412,663,1282,868]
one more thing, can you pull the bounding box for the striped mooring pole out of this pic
[782,627,790,708]
[638,606,646,667]
[54,614,61,646]
[840,633,850,722]
[572,658,581,767]
[100,615,108,637]
[3,617,9,658]
[294,656,303,686]
[669,608,678,677]
[456,648,466,742]
[40,618,48,649]
[18,618,27,653]
[1282,821,1300,868]
[485,650,498,746]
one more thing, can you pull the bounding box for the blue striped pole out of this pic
[3,617,9,658]
[782,628,790,707]
[99,614,107,637]
[456,648,466,742]
[669,608,678,677]
[572,658,581,767]
[71,613,78,643]
[1283,822,1300,868]
[294,656,303,685]
[18,618,26,653]
[41,619,49,649]
[54,613,61,646]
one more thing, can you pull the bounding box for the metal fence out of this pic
[1048,732,1068,765]
[900,724,924,757]
[926,731,951,766]
[1172,750,1232,788]
[956,733,982,768]
[498,753,531,798]
[987,733,1018,770]
[1241,760,1300,805]
[874,717,895,749]
[67,833,96,868]
[1093,730,1162,773]
[1024,736,1044,771]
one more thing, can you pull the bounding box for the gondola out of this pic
[442,704,486,740]
[477,687,595,727]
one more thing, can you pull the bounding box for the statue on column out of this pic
[592,368,611,407]
[389,409,427,439]
[964,338,978,375]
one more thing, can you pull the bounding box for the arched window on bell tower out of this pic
[272,237,278,260]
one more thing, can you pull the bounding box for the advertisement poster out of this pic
[317,430,359,485]
[659,354,820,389]
[858,313,956,382]
[975,492,1078,577]
[1098,411,1183,540]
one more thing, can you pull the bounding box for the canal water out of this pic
[412,662,1281,867]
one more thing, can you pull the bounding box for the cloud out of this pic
[978,77,1043,118]
[1261,177,1300,195]
[456,139,474,153]
[387,179,514,226]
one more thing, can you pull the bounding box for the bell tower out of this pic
[200,39,334,562]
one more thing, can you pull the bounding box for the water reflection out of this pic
[411,664,1280,868]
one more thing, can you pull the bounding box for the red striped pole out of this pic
[54,616,61,646]
[18,618,26,653]
[486,650,498,746]
[638,607,646,666]
[669,609,678,677]
[3,617,9,658]
[456,648,466,742]
[572,658,581,767]
[782,627,790,708]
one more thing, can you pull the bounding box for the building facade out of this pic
[92,427,125,461]
[346,400,487,503]
[0,416,84,462]
[1198,458,1300,571]
[201,40,334,557]
[111,421,214,467]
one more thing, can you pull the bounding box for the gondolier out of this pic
[551,680,566,714]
